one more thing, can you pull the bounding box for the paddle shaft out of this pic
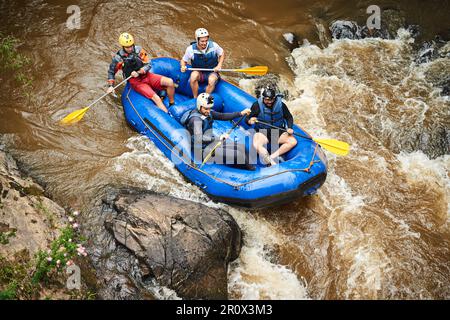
[86,75,132,109]
[200,115,246,167]
[187,68,238,72]
[254,120,312,140]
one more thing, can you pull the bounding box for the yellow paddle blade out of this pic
[234,66,268,76]
[313,138,350,156]
[60,107,90,125]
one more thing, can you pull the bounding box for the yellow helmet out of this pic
[119,33,134,47]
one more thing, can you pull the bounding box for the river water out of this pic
[0,0,449,299]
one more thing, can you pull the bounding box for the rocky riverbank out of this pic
[0,145,90,299]
[0,145,242,300]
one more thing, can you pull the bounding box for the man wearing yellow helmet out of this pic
[107,32,175,112]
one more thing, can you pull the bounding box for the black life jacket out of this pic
[118,46,144,78]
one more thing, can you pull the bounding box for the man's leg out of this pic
[270,132,298,160]
[146,73,173,112]
[189,71,201,98]
[214,141,255,170]
[151,95,168,113]
[253,132,276,166]
[160,76,175,105]
[131,75,168,113]
[205,72,219,94]
[233,142,255,170]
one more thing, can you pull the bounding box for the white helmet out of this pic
[197,93,214,110]
[195,28,209,41]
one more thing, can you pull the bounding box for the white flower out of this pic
[68,217,74,223]
[56,260,61,265]
[73,211,79,216]
[72,223,79,229]
[46,257,52,262]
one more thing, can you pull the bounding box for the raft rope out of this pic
[126,88,320,190]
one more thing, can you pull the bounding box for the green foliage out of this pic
[34,199,56,229]
[0,211,92,300]
[0,251,37,299]
[32,226,81,284]
[0,282,18,300]
[0,33,32,87]
[0,230,16,245]
[0,282,17,300]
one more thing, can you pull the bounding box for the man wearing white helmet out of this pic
[180,28,225,98]
[180,93,254,170]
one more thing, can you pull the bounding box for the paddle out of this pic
[200,115,246,168]
[60,75,133,125]
[254,120,350,156]
[187,66,268,76]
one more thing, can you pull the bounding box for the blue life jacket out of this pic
[191,41,219,69]
[255,96,286,130]
[180,109,214,135]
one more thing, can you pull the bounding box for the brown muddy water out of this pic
[0,0,449,299]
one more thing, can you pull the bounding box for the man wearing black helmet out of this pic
[247,87,297,166]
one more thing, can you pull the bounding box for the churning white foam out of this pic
[228,208,310,300]
[397,151,450,222]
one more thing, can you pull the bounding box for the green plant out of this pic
[0,33,33,88]
[0,251,37,299]
[35,199,56,229]
[0,230,16,245]
[33,226,86,284]
[0,281,18,300]
[0,211,92,300]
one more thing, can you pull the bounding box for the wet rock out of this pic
[0,148,65,257]
[416,36,448,64]
[330,20,361,40]
[360,25,390,39]
[417,39,450,98]
[382,9,407,38]
[85,188,242,300]
[254,74,281,98]
[416,41,437,64]
[283,32,299,51]
[330,10,404,41]
[406,25,421,39]
[330,19,391,40]
[254,74,292,101]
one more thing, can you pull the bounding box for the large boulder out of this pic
[87,188,242,300]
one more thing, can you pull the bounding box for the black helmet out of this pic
[262,86,276,100]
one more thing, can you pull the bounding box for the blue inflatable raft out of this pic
[121,57,327,208]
